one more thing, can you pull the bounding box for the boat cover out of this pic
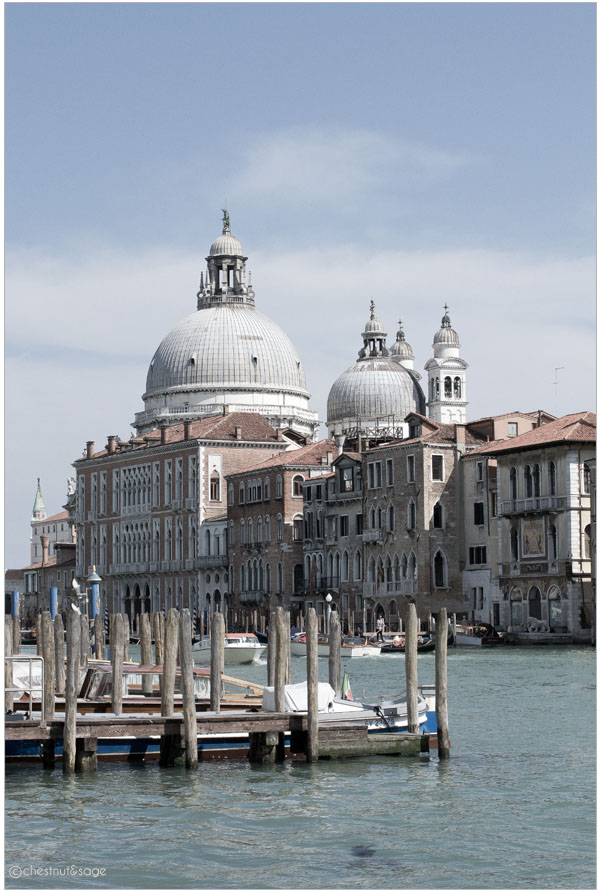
[262,681,336,713]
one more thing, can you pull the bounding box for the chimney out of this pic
[334,433,346,456]
[40,534,50,566]
[456,425,466,444]
[184,420,191,441]
[160,424,167,445]
[537,410,542,428]
[86,441,94,459]
[235,426,242,440]
[223,405,230,416]
[276,429,283,441]
[107,435,116,454]
[327,451,333,465]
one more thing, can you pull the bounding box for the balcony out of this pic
[363,579,415,596]
[240,591,265,604]
[193,555,227,569]
[500,495,568,516]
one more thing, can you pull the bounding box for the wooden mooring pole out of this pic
[210,611,224,713]
[405,602,419,734]
[79,614,90,669]
[63,609,81,774]
[160,609,183,767]
[12,609,21,655]
[41,612,56,766]
[94,613,104,661]
[267,608,277,687]
[435,608,451,759]
[122,613,130,662]
[328,610,341,696]
[5,616,14,713]
[54,614,65,696]
[179,609,198,768]
[139,612,153,695]
[111,614,124,717]
[306,607,318,762]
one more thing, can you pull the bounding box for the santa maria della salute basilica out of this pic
[21,210,593,646]
[135,210,469,443]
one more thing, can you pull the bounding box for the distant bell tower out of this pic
[424,306,468,423]
[32,478,47,520]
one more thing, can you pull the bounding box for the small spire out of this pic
[441,304,451,327]
[32,478,46,519]
[370,299,376,319]
[222,208,230,234]
[396,320,405,342]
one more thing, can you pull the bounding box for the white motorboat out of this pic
[192,632,266,665]
[290,634,381,658]
[262,681,436,734]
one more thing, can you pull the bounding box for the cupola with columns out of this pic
[196,209,255,309]
[424,305,468,423]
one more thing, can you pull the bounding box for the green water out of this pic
[4,646,596,889]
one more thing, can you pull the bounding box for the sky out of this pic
[4,2,596,569]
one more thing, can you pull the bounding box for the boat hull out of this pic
[192,645,266,665]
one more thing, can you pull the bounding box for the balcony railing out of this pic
[363,579,415,596]
[500,495,568,516]
[192,555,227,569]
[239,591,265,604]
[362,529,383,543]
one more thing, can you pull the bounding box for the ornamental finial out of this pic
[222,208,230,234]
[369,299,376,319]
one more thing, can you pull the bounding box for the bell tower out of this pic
[424,306,468,423]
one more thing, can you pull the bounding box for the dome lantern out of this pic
[390,319,415,370]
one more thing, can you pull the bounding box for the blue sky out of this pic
[5,2,596,568]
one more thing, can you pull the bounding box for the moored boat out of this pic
[453,623,505,647]
[192,632,266,664]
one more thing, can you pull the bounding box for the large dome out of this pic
[145,305,308,397]
[327,358,425,424]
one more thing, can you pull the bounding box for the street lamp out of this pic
[325,592,333,634]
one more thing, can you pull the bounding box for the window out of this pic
[444,376,452,398]
[340,515,349,537]
[548,524,557,560]
[431,455,444,481]
[292,475,304,497]
[315,485,322,501]
[257,516,263,543]
[469,546,487,565]
[340,467,354,492]
[367,462,382,489]
[276,514,283,542]
[433,502,443,529]
[524,465,532,498]
[165,461,172,504]
[532,464,541,497]
[508,422,518,437]
[239,520,245,546]
[583,463,591,494]
[276,475,283,499]
[510,527,519,561]
[210,472,221,502]
[407,455,415,483]
[407,500,416,531]
[264,477,270,500]
[304,512,313,539]
[247,519,253,546]
[265,515,271,542]
[510,467,518,500]
[386,459,394,486]
[239,482,245,504]
[434,551,446,587]
[293,516,303,541]
[304,486,312,502]
[473,502,485,525]
[454,377,462,398]
[549,461,556,496]
[228,482,234,505]
[476,462,484,482]
[584,524,592,559]
[388,503,395,532]
[175,458,183,500]
[356,514,363,535]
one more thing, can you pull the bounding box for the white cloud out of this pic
[5,240,594,567]
[224,126,474,206]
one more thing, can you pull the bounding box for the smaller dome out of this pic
[209,233,244,257]
[363,300,386,336]
[433,307,460,346]
[390,322,414,360]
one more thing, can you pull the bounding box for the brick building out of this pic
[226,439,337,625]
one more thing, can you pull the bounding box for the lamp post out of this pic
[325,592,333,634]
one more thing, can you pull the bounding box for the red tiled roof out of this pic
[33,511,68,523]
[227,439,338,476]
[76,413,283,460]
[471,412,596,455]
[5,570,24,580]
[335,451,362,462]
[23,556,58,571]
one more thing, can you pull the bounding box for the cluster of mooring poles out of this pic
[4,602,449,771]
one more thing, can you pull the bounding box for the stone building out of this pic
[226,440,337,625]
[472,412,595,641]
[302,451,364,632]
[72,412,290,620]
[30,478,76,564]
[21,541,76,623]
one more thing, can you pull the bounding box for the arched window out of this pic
[528,586,542,620]
[265,515,271,542]
[239,482,245,504]
[583,462,591,494]
[584,524,592,559]
[257,516,263,543]
[388,503,395,531]
[292,475,304,497]
[435,377,440,398]
[510,467,518,500]
[407,499,416,530]
[433,502,443,529]
[228,482,234,505]
[264,477,270,500]
[401,554,408,580]
[334,553,340,585]
[510,526,519,561]
[210,471,221,502]
[275,475,283,499]
[444,376,452,398]
[276,513,283,542]
[367,557,376,583]
[205,529,211,556]
[549,461,556,496]
[524,465,532,498]
[354,550,362,581]
[293,515,303,541]
[277,562,283,593]
[408,552,417,580]
[266,563,271,594]
[454,377,462,398]
[429,378,435,401]
[247,518,253,545]
[342,551,349,581]
[532,464,541,497]
[434,551,446,587]
[548,524,557,560]
[228,521,235,547]
[239,519,245,546]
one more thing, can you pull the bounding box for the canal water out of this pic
[5,645,596,890]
